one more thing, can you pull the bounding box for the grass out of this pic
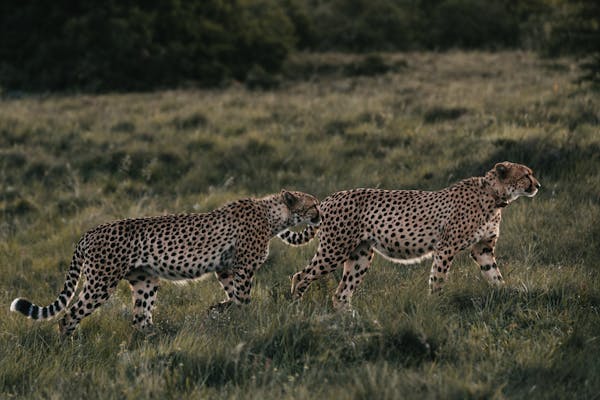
[1,50,599,399]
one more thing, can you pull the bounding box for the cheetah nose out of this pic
[535,181,541,189]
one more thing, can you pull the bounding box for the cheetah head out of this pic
[281,190,321,226]
[488,161,541,203]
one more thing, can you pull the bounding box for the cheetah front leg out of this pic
[215,271,235,301]
[208,268,254,314]
[428,249,456,293]
[210,254,258,312]
[231,267,255,305]
[471,237,504,285]
[291,245,343,299]
[332,244,374,310]
[208,270,237,313]
[125,269,160,330]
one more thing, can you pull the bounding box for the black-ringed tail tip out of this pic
[10,298,35,318]
[10,297,62,320]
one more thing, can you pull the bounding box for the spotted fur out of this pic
[277,225,318,246]
[283,162,540,309]
[10,190,320,336]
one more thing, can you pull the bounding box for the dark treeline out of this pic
[0,0,597,92]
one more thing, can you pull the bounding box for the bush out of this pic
[0,0,296,92]
[543,0,600,87]
[0,0,596,92]
[343,54,393,76]
[426,0,520,49]
[307,0,417,51]
[245,64,281,90]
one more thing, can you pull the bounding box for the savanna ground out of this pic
[1,51,599,399]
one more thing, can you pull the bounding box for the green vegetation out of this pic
[1,51,599,398]
[2,0,599,91]
[0,0,297,91]
[543,0,600,87]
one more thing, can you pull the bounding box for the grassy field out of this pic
[1,51,599,399]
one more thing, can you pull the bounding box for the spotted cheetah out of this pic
[279,162,540,309]
[11,190,320,336]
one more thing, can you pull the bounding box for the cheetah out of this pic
[279,162,540,309]
[10,190,320,336]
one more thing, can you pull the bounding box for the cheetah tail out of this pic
[278,225,318,246]
[10,248,83,321]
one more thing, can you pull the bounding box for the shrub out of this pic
[543,0,600,87]
[426,0,520,49]
[300,0,418,51]
[0,0,296,92]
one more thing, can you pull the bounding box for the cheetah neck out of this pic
[479,176,510,208]
[256,195,292,236]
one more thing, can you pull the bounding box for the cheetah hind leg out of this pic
[58,280,118,337]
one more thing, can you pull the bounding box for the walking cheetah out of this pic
[279,162,540,309]
[11,190,320,336]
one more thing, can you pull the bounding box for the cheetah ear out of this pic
[281,190,298,208]
[495,163,509,179]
